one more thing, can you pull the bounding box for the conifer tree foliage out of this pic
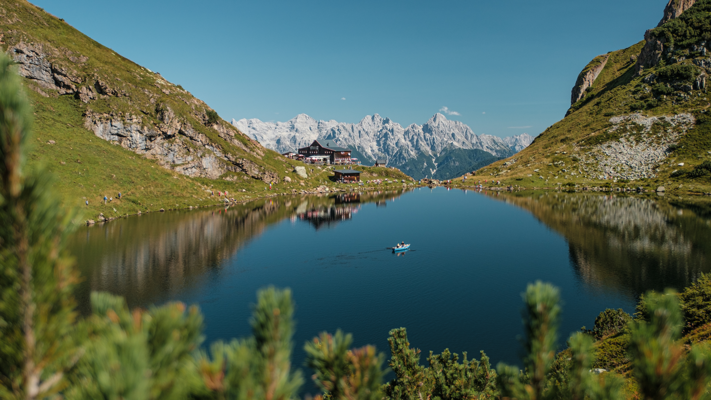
[305,330,385,400]
[382,328,498,399]
[495,282,711,400]
[0,52,79,400]
[679,273,711,332]
[628,290,711,400]
[65,292,204,400]
[496,282,625,400]
[587,309,632,340]
[193,287,304,400]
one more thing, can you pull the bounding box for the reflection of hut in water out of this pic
[297,206,355,230]
[376,200,387,207]
[336,193,361,204]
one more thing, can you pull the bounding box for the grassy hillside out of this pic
[0,0,417,222]
[454,1,711,195]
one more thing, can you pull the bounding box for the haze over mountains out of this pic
[233,113,534,180]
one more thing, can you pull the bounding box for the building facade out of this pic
[298,140,352,164]
[333,169,361,182]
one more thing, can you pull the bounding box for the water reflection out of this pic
[297,193,360,230]
[69,190,409,312]
[488,192,711,298]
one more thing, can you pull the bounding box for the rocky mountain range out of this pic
[232,113,534,180]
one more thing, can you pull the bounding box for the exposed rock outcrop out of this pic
[7,36,280,185]
[294,166,308,179]
[571,54,609,105]
[10,42,82,94]
[76,86,95,103]
[636,0,698,75]
[635,30,667,75]
[83,110,279,183]
[579,114,695,181]
[658,0,697,27]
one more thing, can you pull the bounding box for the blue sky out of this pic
[33,0,664,138]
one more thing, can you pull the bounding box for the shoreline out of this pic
[83,183,423,226]
[84,181,711,226]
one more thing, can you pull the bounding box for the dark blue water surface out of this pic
[68,188,711,381]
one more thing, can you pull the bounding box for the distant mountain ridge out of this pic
[232,113,534,180]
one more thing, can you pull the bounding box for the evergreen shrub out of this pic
[589,309,632,339]
[206,109,219,125]
[656,64,700,83]
[689,161,711,178]
[681,274,711,331]
[653,83,674,96]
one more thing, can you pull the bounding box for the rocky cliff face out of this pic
[635,30,668,75]
[569,0,699,107]
[570,54,609,105]
[233,113,534,179]
[636,0,699,74]
[658,0,697,26]
[3,10,280,184]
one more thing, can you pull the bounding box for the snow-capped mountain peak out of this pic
[232,113,535,179]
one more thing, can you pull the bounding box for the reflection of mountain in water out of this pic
[493,193,711,299]
[68,191,409,312]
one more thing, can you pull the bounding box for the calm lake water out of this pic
[68,187,711,379]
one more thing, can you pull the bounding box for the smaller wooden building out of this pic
[334,169,361,183]
[375,158,387,167]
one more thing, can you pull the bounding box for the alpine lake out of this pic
[68,186,711,387]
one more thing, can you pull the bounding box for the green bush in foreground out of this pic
[0,46,79,400]
[382,328,497,399]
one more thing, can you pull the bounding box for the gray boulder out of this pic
[294,166,308,178]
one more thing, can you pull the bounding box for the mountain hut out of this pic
[298,140,352,165]
[333,169,361,183]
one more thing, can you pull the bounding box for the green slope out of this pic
[456,0,711,195]
[0,0,416,222]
